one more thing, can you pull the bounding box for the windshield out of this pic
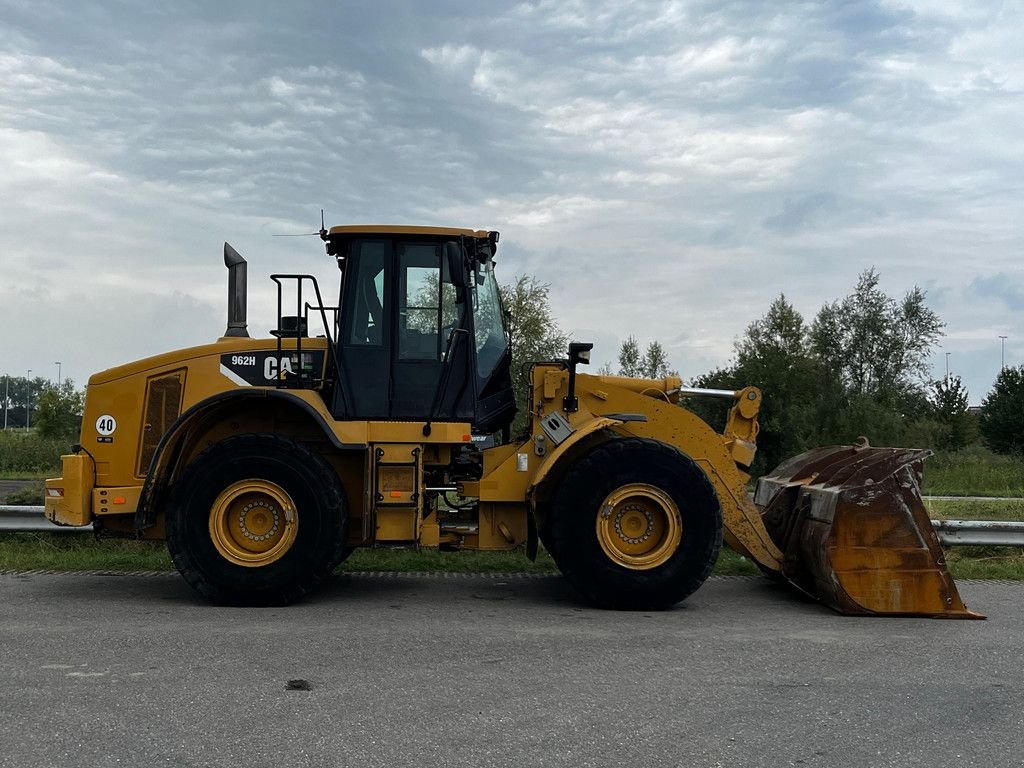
[472,261,508,383]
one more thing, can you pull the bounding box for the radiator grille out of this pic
[137,370,185,476]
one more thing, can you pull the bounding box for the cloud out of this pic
[1,0,1022,404]
[969,274,1024,312]
[763,192,841,233]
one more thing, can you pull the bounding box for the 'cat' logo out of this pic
[264,356,295,380]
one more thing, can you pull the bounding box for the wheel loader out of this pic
[44,225,981,617]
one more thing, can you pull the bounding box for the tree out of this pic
[979,366,1024,455]
[929,375,976,450]
[501,276,570,432]
[34,379,85,440]
[615,337,673,378]
[811,268,943,406]
[642,341,670,379]
[0,375,49,430]
[688,271,948,471]
[617,336,642,377]
[731,295,821,470]
[692,295,821,473]
[809,268,943,446]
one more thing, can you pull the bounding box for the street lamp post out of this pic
[2,376,8,430]
[945,352,951,380]
[26,369,31,431]
[999,336,1007,371]
[55,361,62,385]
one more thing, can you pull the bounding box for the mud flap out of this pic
[755,445,984,619]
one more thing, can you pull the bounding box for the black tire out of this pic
[166,434,347,605]
[550,438,723,610]
[535,503,558,560]
[331,547,356,571]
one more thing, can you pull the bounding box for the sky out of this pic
[1,0,1021,404]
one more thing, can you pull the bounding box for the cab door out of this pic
[391,241,473,420]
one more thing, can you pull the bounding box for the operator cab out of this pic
[324,226,515,434]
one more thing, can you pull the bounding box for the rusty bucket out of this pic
[754,444,984,619]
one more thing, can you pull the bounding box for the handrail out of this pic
[269,274,343,397]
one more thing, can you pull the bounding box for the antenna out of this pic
[270,209,330,239]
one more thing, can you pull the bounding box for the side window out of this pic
[347,241,387,346]
[473,261,508,381]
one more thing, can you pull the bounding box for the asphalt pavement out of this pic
[0,572,1020,768]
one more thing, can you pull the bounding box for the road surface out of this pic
[0,572,1020,768]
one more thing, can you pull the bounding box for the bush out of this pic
[0,431,67,474]
[901,417,949,451]
[6,482,44,505]
[34,380,84,441]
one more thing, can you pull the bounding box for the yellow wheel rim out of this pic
[208,480,299,567]
[595,483,682,570]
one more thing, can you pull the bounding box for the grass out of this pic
[0,534,1017,581]
[924,447,1024,497]
[713,548,760,576]
[0,470,55,481]
[3,481,44,505]
[0,533,174,572]
[1,444,1019,579]
[947,547,1024,580]
[924,497,1024,522]
[0,431,65,476]
[0,534,766,577]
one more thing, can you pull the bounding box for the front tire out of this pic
[550,438,723,610]
[167,434,347,605]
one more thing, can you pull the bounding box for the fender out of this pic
[528,416,622,495]
[133,389,361,530]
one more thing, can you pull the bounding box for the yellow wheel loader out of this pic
[44,225,981,617]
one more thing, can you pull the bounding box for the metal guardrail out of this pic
[929,519,1024,547]
[0,506,92,532]
[2,505,1023,545]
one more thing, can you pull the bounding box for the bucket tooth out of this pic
[756,445,984,619]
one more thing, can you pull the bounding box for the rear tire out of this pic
[167,434,347,605]
[551,438,722,610]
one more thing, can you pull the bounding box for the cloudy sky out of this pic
[1,0,1021,403]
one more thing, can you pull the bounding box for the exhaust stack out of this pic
[223,242,249,338]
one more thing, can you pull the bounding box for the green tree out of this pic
[979,366,1024,455]
[1,375,48,430]
[614,337,672,378]
[642,341,670,379]
[731,295,820,471]
[689,272,947,471]
[617,336,642,377]
[810,268,942,445]
[688,295,821,472]
[928,375,976,450]
[34,379,85,440]
[686,366,741,438]
[811,268,943,406]
[501,276,570,432]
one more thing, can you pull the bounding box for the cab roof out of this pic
[327,225,493,238]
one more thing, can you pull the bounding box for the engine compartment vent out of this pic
[137,370,185,476]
